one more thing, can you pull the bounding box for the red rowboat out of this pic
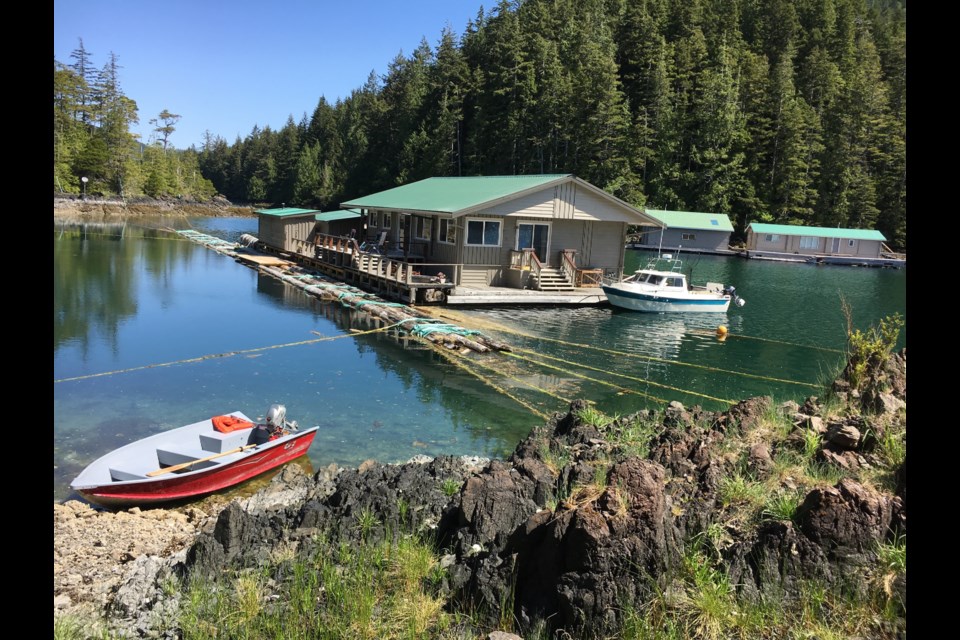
[70,405,319,507]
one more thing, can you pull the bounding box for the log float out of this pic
[170,229,511,353]
[259,264,511,353]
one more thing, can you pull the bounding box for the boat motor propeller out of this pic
[723,286,747,308]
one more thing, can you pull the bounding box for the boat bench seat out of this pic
[156,446,221,469]
[200,429,251,453]
[109,467,149,481]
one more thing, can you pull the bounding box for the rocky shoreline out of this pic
[54,346,906,639]
[53,196,255,220]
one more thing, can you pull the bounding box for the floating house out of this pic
[250,175,662,304]
[744,222,902,266]
[340,174,663,293]
[632,209,735,254]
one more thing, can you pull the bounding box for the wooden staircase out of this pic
[533,266,575,292]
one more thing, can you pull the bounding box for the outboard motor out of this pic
[266,404,298,431]
[723,285,746,308]
[239,233,259,248]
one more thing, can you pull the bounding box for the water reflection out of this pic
[54,218,906,503]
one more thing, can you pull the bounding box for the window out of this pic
[800,236,819,250]
[413,216,432,241]
[438,219,456,244]
[466,219,501,246]
[681,233,696,241]
[369,211,379,228]
[665,277,684,287]
[764,234,781,242]
[848,239,856,247]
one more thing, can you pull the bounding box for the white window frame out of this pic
[413,216,432,241]
[799,236,820,250]
[438,218,457,245]
[847,239,856,248]
[465,218,502,247]
[370,211,380,228]
[765,234,781,242]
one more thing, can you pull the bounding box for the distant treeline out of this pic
[54,42,217,203]
[54,0,906,249]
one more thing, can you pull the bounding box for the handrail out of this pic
[527,249,542,283]
[560,250,577,282]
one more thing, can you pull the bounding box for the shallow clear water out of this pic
[53,218,906,501]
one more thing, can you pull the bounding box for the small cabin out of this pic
[745,223,886,259]
[634,209,734,253]
[254,207,321,253]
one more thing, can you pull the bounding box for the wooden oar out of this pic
[146,444,258,477]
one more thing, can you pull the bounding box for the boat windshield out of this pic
[665,276,685,288]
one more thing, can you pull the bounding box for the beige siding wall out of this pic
[284,219,315,252]
[258,217,314,252]
[748,232,790,252]
[857,240,882,257]
[571,186,642,223]
[554,181,577,219]
[460,265,501,286]
[548,219,583,265]
[487,188,555,217]
[588,222,628,269]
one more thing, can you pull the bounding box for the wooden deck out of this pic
[446,286,607,306]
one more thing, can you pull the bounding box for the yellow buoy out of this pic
[717,325,728,336]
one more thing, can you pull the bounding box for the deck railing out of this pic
[560,249,604,287]
[312,232,461,286]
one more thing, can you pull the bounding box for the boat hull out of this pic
[602,285,731,313]
[72,427,318,507]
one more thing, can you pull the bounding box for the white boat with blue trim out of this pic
[602,253,745,313]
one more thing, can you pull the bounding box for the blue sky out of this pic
[54,0,486,150]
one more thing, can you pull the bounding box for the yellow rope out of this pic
[688,329,845,354]
[463,352,573,405]
[503,351,673,406]
[429,308,832,387]
[431,347,552,420]
[507,349,735,405]
[54,324,400,383]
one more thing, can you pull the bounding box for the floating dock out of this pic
[173,229,511,353]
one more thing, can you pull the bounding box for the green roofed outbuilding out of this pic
[254,207,321,253]
[745,222,888,261]
[633,209,736,254]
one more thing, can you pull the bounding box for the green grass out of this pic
[440,477,462,497]
[574,404,611,428]
[876,533,906,574]
[718,473,767,509]
[877,427,906,469]
[761,491,802,522]
[53,615,110,640]
[180,532,456,640]
[610,413,662,458]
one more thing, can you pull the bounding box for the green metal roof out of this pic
[747,223,886,241]
[644,209,734,232]
[315,209,362,222]
[255,207,321,218]
[341,175,571,214]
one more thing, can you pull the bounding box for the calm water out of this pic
[53,218,906,502]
